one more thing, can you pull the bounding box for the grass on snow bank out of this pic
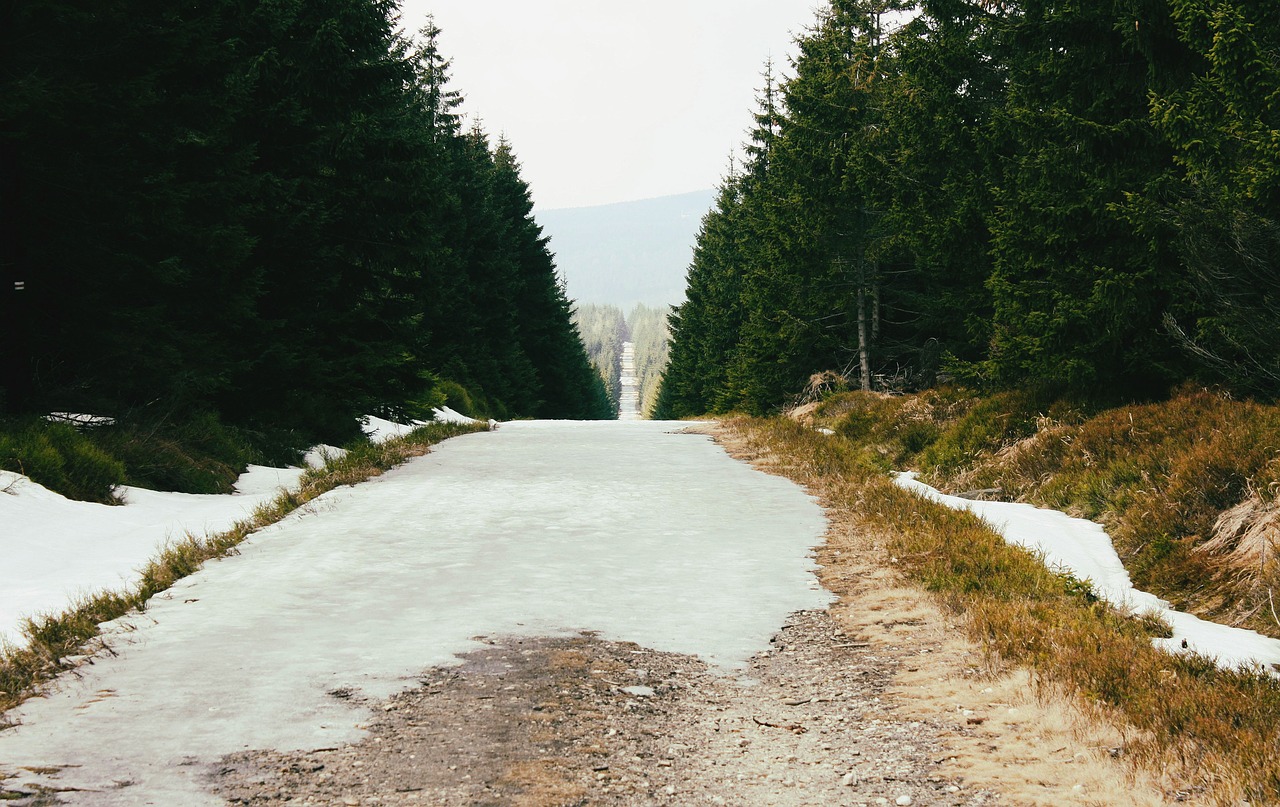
[807,386,1280,638]
[0,420,487,723]
[735,394,1280,803]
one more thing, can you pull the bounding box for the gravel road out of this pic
[211,610,996,806]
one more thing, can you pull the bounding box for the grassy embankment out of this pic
[0,420,487,722]
[727,386,1280,804]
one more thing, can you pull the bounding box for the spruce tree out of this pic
[2,0,262,419]
[1149,0,1280,394]
[982,0,1192,394]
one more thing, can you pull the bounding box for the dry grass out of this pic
[496,759,587,807]
[721,414,1280,805]
[0,420,486,723]
[807,387,1280,637]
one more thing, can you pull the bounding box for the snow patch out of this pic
[45,412,117,427]
[303,444,347,469]
[361,414,423,443]
[0,472,277,648]
[896,472,1280,674]
[431,405,476,425]
[0,415,428,647]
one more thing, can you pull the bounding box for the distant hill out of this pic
[538,189,716,311]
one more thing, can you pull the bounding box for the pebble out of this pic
[897,796,914,806]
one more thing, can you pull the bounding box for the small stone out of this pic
[622,685,655,698]
[842,772,858,787]
[947,785,961,793]
[897,796,914,806]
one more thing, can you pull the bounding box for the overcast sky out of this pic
[396,1,821,210]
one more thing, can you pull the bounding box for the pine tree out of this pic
[872,0,1005,378]
[657,178,751,417]
[215,0,427,439]
[723,0,913,411]
[981,0,1193,394]
[2,0,261,419]
[1149,0,1280,394]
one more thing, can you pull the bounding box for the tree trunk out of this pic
[858,265,872,392]
[871,265,881,343]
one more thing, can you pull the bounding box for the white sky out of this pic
[395,1,822,209]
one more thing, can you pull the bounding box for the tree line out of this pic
[656,0,1280,418]
[1,0,612,445]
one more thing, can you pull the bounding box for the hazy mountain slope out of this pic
[539,190,716,311]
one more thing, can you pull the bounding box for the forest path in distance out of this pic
[618,342,641,420]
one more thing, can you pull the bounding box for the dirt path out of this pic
[211,611,994,807]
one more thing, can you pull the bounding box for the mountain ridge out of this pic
[538,189,716,312]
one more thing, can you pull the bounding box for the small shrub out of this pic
[0,420,125,503]
[91,413,265,495]
[918,388,1052,475]
[404,370,450,421]
[436,380,477,417]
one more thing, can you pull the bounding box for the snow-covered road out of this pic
[0,420,829,804]
[619,341,640,420]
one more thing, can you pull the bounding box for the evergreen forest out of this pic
[656,0,1280,418]
[1,1,612,459]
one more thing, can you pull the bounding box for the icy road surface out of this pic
[0,420,829,804]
